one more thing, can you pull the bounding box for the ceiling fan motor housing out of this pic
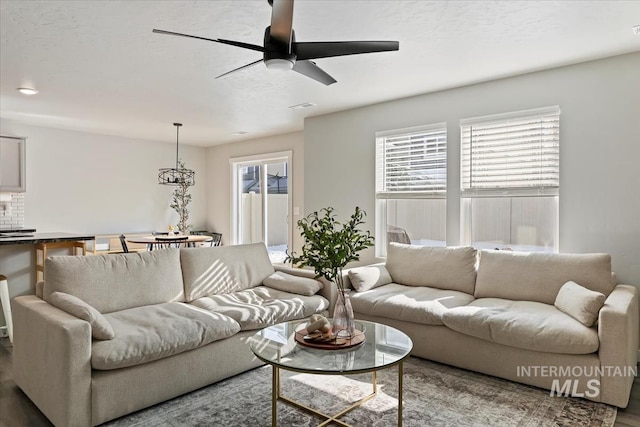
[263,26,296,70]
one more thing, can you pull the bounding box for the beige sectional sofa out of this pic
[12,243,330,427]
[347,243,639,408]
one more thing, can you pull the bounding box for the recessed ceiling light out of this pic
[289,102,317,110]
[633,25,640,35]
[17,87,39,95]
[232,131,248,136]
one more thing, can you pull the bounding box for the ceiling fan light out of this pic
[265,58,294,71]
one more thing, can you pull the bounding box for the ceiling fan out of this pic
[153,0,399,86]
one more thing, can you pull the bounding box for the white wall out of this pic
[0,120,208,320]
[304,52,640,285]
[0,120,207,233]
[205,131,304,252]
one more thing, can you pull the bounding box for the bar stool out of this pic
[0,274,12,343]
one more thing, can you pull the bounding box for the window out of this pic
[460,106,560,252]
[375,123,447,257]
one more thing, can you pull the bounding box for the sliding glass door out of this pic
[231,152,292,263]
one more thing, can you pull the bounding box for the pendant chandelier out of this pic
[158,122,195,186]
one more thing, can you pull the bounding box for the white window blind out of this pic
[461,106,560,195]
[376,124,447,198]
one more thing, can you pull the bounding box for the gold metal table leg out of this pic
[272,365,279,427]
[398,361,403,427]
[270,358,405,427]
[274,369,386,427]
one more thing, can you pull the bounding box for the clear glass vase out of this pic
[333,289,355,338]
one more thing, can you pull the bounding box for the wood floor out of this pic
[1,336,639,426]
[616,368,640,427]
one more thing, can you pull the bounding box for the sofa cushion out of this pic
[49,292,115,340]
[348,265,392,292]
[441,298,599,354]
[190,286,329,331]
[385,243,477,294]
[555,281,606,327]
[44,249,185,313]
[263,271,323,296]
[350,283,476,325]
[474,250,614,305]
[92,302,240,370]
[180,243,275,302]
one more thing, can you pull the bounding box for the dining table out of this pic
[125,234,213,250]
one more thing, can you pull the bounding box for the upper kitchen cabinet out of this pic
[0,136,27,192]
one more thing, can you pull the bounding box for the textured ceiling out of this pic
[1,0,639,147]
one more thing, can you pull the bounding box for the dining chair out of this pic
[168,236,189,248]
[209,233,223,247]
[119,235,130,253]
[153,235,188,249]
[191,231,222,247]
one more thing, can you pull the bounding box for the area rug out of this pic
[104,357,617,426]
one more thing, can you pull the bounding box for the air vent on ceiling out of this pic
[289,102,317,110]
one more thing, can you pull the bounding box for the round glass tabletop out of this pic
[249,319,413,374]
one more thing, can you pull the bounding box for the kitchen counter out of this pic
[0,232,96,335]
[0,227,37,233]
[0,232,95,246]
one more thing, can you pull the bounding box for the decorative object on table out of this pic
[169,159,193,234]
[286,206,374,339]
[294,316,366,349]
[333,289,357,337]
[158,123,195,186]
[306,314,331,334]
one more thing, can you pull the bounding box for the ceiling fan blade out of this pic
[153,29,265,53]
[295,40,399,60]
[215,59,264,79]
[215,38,266,53]
[292,60,337,86]
[270,0,294,48]
[153,28,224,43]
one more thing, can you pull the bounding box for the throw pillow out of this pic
[348,265,392,292]
[49,291,115,340]
[263,272,323,296]
[554,281,606,327]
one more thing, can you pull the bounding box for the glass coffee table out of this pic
[249,319,413,427]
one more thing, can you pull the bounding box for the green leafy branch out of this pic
[286,206,374,293]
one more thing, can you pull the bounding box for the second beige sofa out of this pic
[347,243,638,408]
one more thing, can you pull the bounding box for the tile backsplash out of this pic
[0,192,25,228]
